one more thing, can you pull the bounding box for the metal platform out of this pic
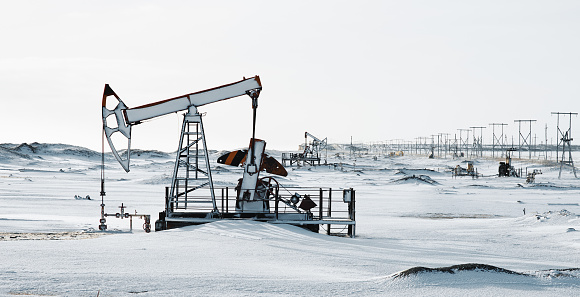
[281,152,322,166]
[159,186,356,237]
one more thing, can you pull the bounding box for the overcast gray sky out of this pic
[1,0,579,152]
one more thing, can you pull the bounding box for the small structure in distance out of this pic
[282,132,328,166]
[498,148,521,177]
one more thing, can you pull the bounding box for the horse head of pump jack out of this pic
[102,84,132,172]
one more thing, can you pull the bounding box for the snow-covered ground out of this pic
[1,143,580,296]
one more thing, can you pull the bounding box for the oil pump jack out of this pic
[281,132,327,166]
[101,76,356,236]
[498,148,520,177]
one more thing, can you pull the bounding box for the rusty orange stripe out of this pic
[225,151,237,165]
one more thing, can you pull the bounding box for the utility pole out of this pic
[470,126,486,158]
[350,136,353,159]
[489,123,508,158]
[544,124,548,161]
[430,134,439,158]
[458,129,470,158]
[451,134,459,159]
[440,133,450,158]
[551,112,578,178]
[514,120,536,159]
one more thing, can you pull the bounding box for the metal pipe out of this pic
[318,189,323,220]
[327,189,332,235]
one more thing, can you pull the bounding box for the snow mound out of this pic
[533,268,580,278]
[395,168,444,176]
[392,263,524,279]
[531,209,579,224]
[0,142,101,160]
[402,213,501,219]
[525,183,580,190]
[392,174,439,185]
[120,149,172,159]
[142,174,172,185]
[0,145,33,160]
[213,165,233,172]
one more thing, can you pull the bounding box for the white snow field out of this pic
[1,143,580,296]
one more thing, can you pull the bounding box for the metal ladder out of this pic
[168,108,218,215]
